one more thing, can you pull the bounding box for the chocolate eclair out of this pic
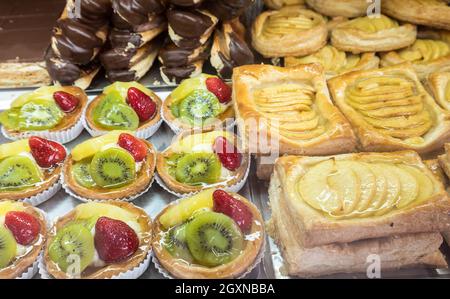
[65,0,112,27]
[158,41,210,68]
[160,60,204,84]
[211,19,254,78]
[169,0,205,7]
[205,0,254,21]
[112,0,166,30]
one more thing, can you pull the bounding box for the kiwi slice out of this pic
[0,226,17,269]
[164,223,194,263]
[0,155,42,191]
[72,159,96,188]
[0,108,20,130]
[48,224,95,274]
[175,153,221,185]
[90,148,136,188]
[18,99,64,131]
[165,153,185,177]
[95,102,139,131]
[178,90,221,124]
[185,211,243,267]
[92,92,123,119]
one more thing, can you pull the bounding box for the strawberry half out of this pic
[53,91,79,113]
[212,136,242,171]
[4,211,41,245]
[118,133,148,162]
[213,190,253,232]
[94,217,139,263]
[205,77,232,104]
[127,87,157,122]
[29,136,66,168]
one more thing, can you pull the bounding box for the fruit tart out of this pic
[0,137,66,205]
[162,74,235,133]
[42,201,152,279]
[152,189,264,279]
[156,130,249,196]
[84,82,162,139]
[62,131,156,201]
[0,201,47,279]
[0,86,87,144]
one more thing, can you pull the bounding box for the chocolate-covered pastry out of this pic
[211,19,254,78]
[160,60,204,84]
[112,0,166,30]
[109,15,167,47]
[205,0,254,21]
[65,0,112,27]
[158,41,210,68]
[169,0,205,7]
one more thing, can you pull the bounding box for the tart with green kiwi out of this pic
[43,201,152,279]
[0,86,87,144]
[152,189,264,279]
[0,137,66,203]
[162,74,235,133]
[84,82,162,139]
[0,201,48,279]
[62,131,156,201]
[156,130,249,195]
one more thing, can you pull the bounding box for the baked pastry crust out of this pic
[232,63,357,155]
[0,203,47,279]
[382,0,450,31]
[328,63,450,154]
[331,15,417,54]
[63,140,155,201]
[305,0,369,18]
[270,151,450,248]
[426,72,450,110]
[3,86,87,138]
[43,201,152,279]
[284,45,380,79]
[152,193,264,278]
[264,0,305,9]
[156,130,249,194]
[251,6,327,57]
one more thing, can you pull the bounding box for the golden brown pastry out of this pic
[380,30,450,80]
[426,72,450,110]
[233,64,357,155]
[285,45,380,78]
[382,0,450,31]
[264,0,305,9]
[251,6,327,57]
[305,0,369,18]
[328,63,450,154]
[331,14,417,53]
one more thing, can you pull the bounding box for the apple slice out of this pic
[71,130,131,161]
[361,164,388,217]
[398,165,433,206]
[0,139,30,160]
[391,165,419,209]
[373,164,401,216]
[75,202,136,224]
[329,161,360,216]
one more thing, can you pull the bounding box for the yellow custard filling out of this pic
[262,10,322,37]
[398,39,450,63]
[339,15,399,33]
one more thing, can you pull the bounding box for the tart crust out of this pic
[152,192,265,279]
[43,201,152,279]
[0,203,47,279]
[63,140,156,201]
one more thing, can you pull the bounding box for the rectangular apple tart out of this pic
[268,151,450,277]
[328,63,450,154]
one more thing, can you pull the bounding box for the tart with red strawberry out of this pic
[43,201,152,279]
[162,74,235,133]
[152,189,264,279]
[0,86,87,144]
[156,130,249,196]
[0,137,66,204]
[0,201,47,279]
[84,82,162,139]
[62,131,156,201]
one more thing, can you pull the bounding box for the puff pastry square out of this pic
[426,72,450,110]
[232,64,356,155]
[268,151,450,248]
[328,63,450,154]
[305,0,369,18]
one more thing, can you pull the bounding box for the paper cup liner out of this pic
[1,117,84,144]
[61,171,154,202]
[155,155,251,198]
[82,114,163,139]
[18,178,61,207]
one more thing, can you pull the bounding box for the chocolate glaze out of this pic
[169,0,204,7]
[112,0,166,29]
[100,48,136,71]
[167,9,214,38]
[67,0,112,27]
[218,32,254,78]
[159,42,209,67]
[109,29,144,48]
[161,65,197,83]
[205,0,253,21]
[106,69,137,82]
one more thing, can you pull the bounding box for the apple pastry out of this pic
[251,6,327,57]
[233,64,356,155]
[268,151,450,276]
[284,45,380,79]
[305,0,369,18]
[426,72,450,110]
[380,30,450,80]
[328,63,450,154]
[437,143,450,180]
[331,14,417,54]
[264,0,305,9]
[382,0,450,31]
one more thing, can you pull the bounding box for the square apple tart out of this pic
[328,63,450,154]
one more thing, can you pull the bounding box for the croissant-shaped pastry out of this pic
[426,72,450,111]
[305,0,369,18]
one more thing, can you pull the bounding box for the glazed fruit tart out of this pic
[41,201,152,279]
[62,131,156,201]
[84,82,162,139]
[0,86,87,144]
[162,74,235,133]
[152,189,264,279]
[0,137,66,205]
[156,130,249,196]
